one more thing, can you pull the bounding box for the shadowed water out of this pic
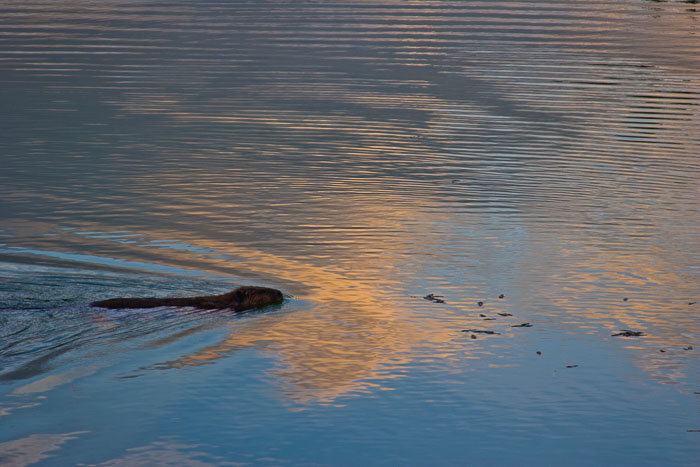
[0,0,699,465]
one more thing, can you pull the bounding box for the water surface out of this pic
[1,1,699,465]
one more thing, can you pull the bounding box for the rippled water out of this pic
[1,0,699,465]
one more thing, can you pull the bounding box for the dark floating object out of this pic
[462,329,500,335]
[612,330,645,337]
[566,365,578,368]
[623,297,629,302]
[536,351,542,356]
[659,349,666,353]
[470,334,477,339]
[689,302,697,305]
[497,312,512,317]
[688,430,700,433]
[479,314,487,318]
[91,286,284,312]
[684,346,693,350]
[424,293,445,304]
[477,301,484,307]
[483,318,496,321]
[498,294,505,299]
[512,323,532,328]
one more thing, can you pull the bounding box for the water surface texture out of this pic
[1,1,699,465]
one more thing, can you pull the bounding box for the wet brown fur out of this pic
[90,286,284,312]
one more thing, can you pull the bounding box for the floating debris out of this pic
[423,293,445,304]
[479,314,487,318]
[687,430,700,433]
[684,346,693,350]
[498,294,505,299]
[477,301,484,307]
[536,351,542,356]
[497,312,512,317]
[623,297,629,302]
[512,323,532,328]
[612,330,645,337]
[483,318,496,321]
[689,302,697,305]
[566,365,578,368]
[659,349,666,353]
[461,329,500,335]
[470,334,477,339]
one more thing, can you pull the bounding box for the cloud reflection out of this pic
[0,431,88,466]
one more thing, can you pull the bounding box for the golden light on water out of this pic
[1,0,698,463]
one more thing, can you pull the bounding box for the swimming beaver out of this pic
[90,286,284,312]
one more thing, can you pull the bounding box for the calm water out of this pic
[1,0,699,465]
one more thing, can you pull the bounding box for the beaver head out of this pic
[221,286,284,312]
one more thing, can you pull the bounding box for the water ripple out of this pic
[0,1,698,464]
